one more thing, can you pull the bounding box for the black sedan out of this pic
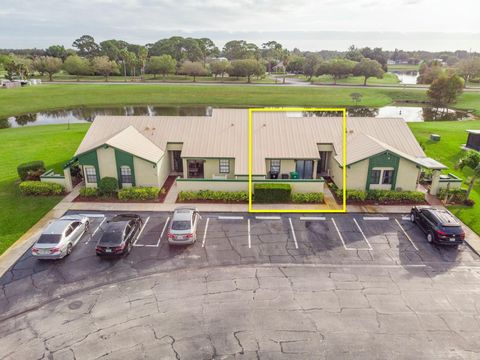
[96,214,143,257]
[410,206,465,246]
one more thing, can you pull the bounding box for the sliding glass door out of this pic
[295,160,313,179]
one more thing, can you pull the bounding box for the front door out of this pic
[172,151,183,173]
[318,151,330,175]
[296,160,313,179]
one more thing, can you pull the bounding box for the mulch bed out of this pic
[74,175,179,203]
[176,199,248,204]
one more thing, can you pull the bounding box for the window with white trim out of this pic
[370,169,381,184]
[382,169,394,185]
[370,168,395,186]
[270,159,281,173]
[219,159,230,174]
[85,167,97,183]
[120,166,132,184]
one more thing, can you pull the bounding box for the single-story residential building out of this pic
[68,109,447,194]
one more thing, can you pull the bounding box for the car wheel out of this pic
[66,243,73,256]
[85,221,90,231]
[126,242,133,254]
[410,213,416,223]
[427,232,434,243]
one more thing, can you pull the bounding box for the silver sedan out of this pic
[32,215,90,259]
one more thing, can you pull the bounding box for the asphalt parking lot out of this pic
[2,211,480,359]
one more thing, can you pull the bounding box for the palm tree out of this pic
[456,150,480,199]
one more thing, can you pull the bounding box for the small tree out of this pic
[33,56,63,81]
[350,92,363,105]
[209,60,230,79]
[179,61,207,82]
[63,55,91,81]
[427,74,464,107]
[353,58,384,86]
[456,57,480,87]
[303,54,321,81]
[228,59,264,83]
[91,56,119,81]
[146,55,177,79]
[326,58,356,84]
[456,151,480,200]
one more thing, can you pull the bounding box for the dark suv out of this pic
[410,207,465,246]
[96,214,143,257]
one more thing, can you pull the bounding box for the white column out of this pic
[430,169,441,196]
[63,167,73,192]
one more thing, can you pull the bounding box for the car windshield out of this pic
[37,234,62,244]
[98,232,123,245]
[171,220,191,230]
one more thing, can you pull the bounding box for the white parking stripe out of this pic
[288,218,299,249]
[395,219,419,251]
[331,218,351,251]
[402,215,411,221]
[218,216,244,220]
[86,217,106,244]
[145,217,170,248]
[202,217,210,248]
[300,216,326,221]
[353,218,373,250]
[248,218,251,249]
[255,216,281,220]
[363,216,390,221]
[133,217,150,246]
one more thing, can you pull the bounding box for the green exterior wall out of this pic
[365,151,400,190]
[77,150,100,183]
[114,149,136,187]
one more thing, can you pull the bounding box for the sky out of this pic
[1,0,479,51]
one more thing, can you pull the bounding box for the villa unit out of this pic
[68,109,447,194]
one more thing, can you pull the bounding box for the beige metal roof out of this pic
[105,126,164,163]
[75,109,435,175]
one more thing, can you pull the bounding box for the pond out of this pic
[0,104,473,128]
[390,70,419,85]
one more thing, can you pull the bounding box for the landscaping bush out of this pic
[342,190,425,203]
[254,183,291,203]
[292,192,324,203]
[19,181,64,196]
[79,187,98,197]
[177,190,248,202]
[438,188,468,204]
[98,177,118,196]
[118,187,160,200]
[17,161,45,181]
[346,190,367,201]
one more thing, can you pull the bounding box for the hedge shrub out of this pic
[291,192,324,203]
[341,190,425,202]
[79,187,98,197]
[19,181,64,195]
[17,161,45,181]
[98,177,118,196]
[254,183,291,203]
[346,190,367,201]
[438,188,467,203]
[118,187,160,200]
[178,190,248,202]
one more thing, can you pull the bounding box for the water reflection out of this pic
[4,105,211,128]
[390,71,419,85]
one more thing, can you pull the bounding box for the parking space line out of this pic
[353,218,373,250]
[331,218,351,251]
[86,217,106,244]
[363,216,390,221]
[402,215,411,221]
[395,219,419,251]
[300,216,326,221]
[288,218,299,249]
[255,216,281,220]
[218,216,244,220]
[133,217,150,246]
[202,217,210,248]
[145,217,170,248]
[248,218,251,249]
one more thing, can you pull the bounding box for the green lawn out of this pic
[0,84,430,119]
[409,120,480,235]
[0,124,89,254]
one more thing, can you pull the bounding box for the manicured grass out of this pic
[0,124,89,254]
[409,120,480,235]
[0,84,429,119]
[310,73,401,86]
[388,64,420,71]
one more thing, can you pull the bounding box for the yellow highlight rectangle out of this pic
[248,107,347,213]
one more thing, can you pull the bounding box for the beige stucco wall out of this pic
[317,144,334,152]
[329,158,345,189]
[156,155,171,187]
[133,156,159,187]
[97,147,117,179]
[40,177,66,187]
[395,158,420,191]
[204,159,235,179]
[166,143,183,151]
[346,160,369,190]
